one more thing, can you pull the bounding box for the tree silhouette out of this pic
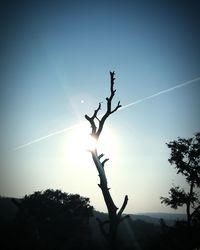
[85,71,128,249]
[12,189,93,249]
[161,132,200,228]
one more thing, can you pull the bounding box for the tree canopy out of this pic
[167,132,200,186]
[161,132,200,227]
[12,189,93,250]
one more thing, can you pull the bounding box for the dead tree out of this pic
[85,71,129,248]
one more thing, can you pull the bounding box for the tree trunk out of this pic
[187,180,195,227]
[85,72,129,248]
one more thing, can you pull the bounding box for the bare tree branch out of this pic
[118,195,129,217]
[85,102,101,135]
[85,71,122,140]
[98,153,104,159]
[102,158,109,167]
[96,72,122,139]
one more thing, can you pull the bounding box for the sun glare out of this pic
[66,123,117,167]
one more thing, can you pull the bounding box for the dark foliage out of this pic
[1,195,200,250]
[158,220,200,250]
[161,132,200,228]
[167,132,200,186]
[1,189,93,250]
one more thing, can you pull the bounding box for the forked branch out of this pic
[85,71,122,140]
[118,195,129,217]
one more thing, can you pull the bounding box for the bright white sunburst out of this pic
[66,122,117,167]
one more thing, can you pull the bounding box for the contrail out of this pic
[14,76,200,150]
[14,123,84,151]
[120,76,200,110]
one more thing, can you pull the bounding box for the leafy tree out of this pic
[12,189,93,249]
[161,132,200,227]
[85,72,128,249]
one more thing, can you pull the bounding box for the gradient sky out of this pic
[0,0,200,214]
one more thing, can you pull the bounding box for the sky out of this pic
[0,0,200,214]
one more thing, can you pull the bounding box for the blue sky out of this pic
[0,0,200,213]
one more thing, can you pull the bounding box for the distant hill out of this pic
[133,212,186,226]
[137,212,186,221]
[0,196,186,224]
[90,211,186,228]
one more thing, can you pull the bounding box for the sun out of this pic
[66,122,117,167]
[66,123,96,166]
[71,124,97,152]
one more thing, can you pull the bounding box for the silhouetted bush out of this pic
[3,189,93,250]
